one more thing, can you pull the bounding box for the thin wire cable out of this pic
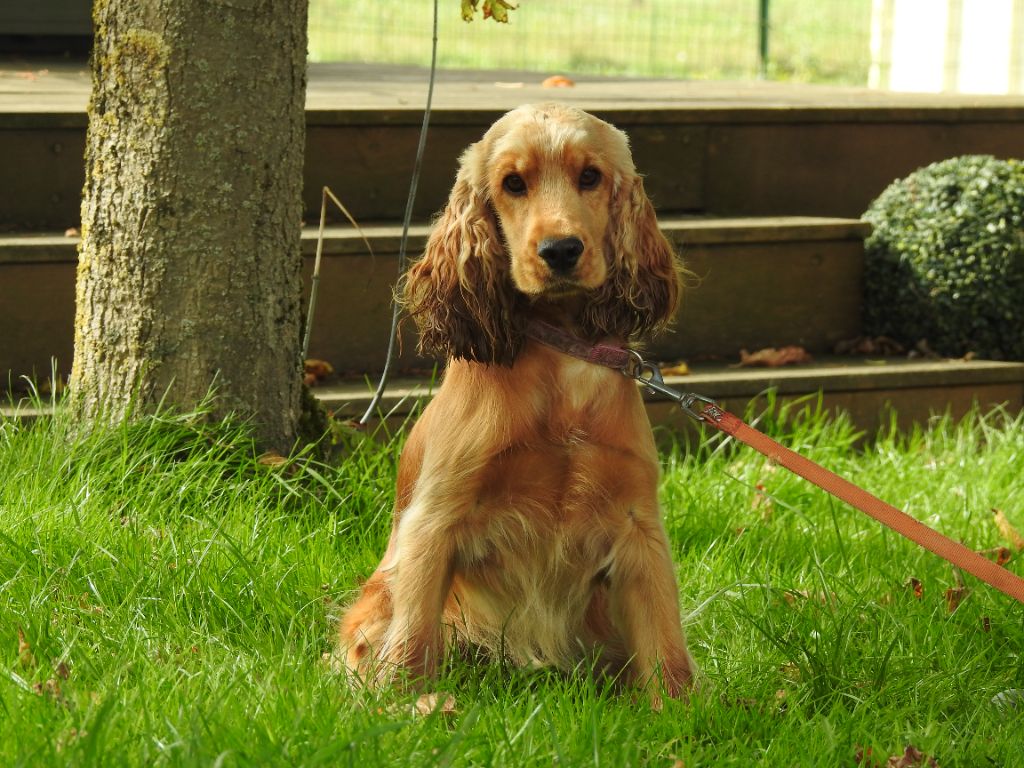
[359,0,439,425]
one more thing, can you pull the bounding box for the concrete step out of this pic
[0,215,869,386]
[317,356,1024,440]
[3,62,1024,229]
[6,358,1023,441]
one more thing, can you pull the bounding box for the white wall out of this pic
[870,0,1024,94]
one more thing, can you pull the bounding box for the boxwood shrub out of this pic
[862,155,1024,360]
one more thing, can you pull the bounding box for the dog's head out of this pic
[404,103,683,365]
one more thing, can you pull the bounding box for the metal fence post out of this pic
[759,0,770,78]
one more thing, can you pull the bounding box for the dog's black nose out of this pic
[537,237,584,274]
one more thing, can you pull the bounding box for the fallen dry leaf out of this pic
[304,358,334,386]
[33,678,65,704]
[257,452,288,468]
[979,546,1013,566]
[992,508,1024,551]
[907,577,923,600]
[17,627,35,668]
[854,745,876,766]
[737,346,812,368]
[885,745,939,768]
[751,483,773,520]
[414,692,458,716]
[945,569,968,612]
[542,74,575,88]
[944,584,969,613]
[834,335,905,356]
[660,361,690,377]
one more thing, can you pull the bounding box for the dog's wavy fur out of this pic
[336,104,696,700]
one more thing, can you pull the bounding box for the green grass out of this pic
[2,398,1023,766]
[309,0,874,85]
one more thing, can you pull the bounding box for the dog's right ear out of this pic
[403,144,523,365]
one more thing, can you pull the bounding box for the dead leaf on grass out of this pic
[737,346,812,368]
[906,577,924,600]
[257,452,289,468]
[751,483,773,519]
[979,546,1013,566]
[992,508,1024,551]
[414,692,458,716]
[944,584,969,613]
[17,627,35,668]
[886,745,939,767]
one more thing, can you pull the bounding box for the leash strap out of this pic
[694,401,1024,605]
[524,324,1024,605]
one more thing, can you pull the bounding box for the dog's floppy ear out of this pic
[586,173,682,340]
[403,144,523,365]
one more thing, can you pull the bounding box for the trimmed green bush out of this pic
[862,155,1024,360]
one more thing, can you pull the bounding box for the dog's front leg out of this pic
[609,511,697,702]
[376,501,455,686]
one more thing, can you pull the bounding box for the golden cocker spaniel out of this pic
[337,103,696,701]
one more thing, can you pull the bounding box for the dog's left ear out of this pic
[587,174,683,340]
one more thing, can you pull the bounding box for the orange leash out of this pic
[696,401,1024,605]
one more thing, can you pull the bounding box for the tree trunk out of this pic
[73,0,308,452]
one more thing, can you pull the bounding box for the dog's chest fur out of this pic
[423,350,659,666]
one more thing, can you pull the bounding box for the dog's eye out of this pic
[579,167,602,190]
[502,173,527,195]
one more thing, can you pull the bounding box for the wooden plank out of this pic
[705,121,1024,218]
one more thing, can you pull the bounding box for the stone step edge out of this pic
[5,358,1020,423]
[316,357,1024,419]
[0,215,869,265]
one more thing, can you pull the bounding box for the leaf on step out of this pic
[992,508,1024,551]
[660,361,691,377]
[542,75,575,88]
[737,346,812,368]
[834,335,906,356]
[304,358,334,387]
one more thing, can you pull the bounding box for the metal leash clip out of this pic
[621,350,721,423]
